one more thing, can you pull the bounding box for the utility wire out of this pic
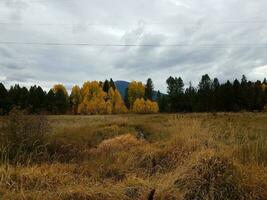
[1,41,267,48]
[1,21,267,26]
[0,0,74,3]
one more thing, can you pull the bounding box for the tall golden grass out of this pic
[0,112,266,199]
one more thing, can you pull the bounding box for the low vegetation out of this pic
[0,112,266,199]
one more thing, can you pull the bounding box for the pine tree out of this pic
[103,80,110,93]
[184,82,196,112]
[232,79,242,111]
[198,74,212,111]
[145,78,154,100]
[28,85,46,113]
[54,90,69,114]
[157,91,168,112]
[110,78,116,90]
[212,78,220,111]
[166,76,184,112]
[46,89,56,114]
[9,84,29,110]
[124,87,130,109]
[156,91,162,111]
[0,83,9,114]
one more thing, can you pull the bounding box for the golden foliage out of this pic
[108,88,128,114]
[81,81,106,101]
[132,98,159,114]
[128,81,145,108]
[77,82,127,115]
[78,98,108,115]
[53,84,68,96]
[70,86,82,114]
[70,86,82,105]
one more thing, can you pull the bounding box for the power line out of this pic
[1,21,267,27]
[1,41,267,48]
[0,0,73,3]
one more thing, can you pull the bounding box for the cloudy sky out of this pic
[0,0,267,92]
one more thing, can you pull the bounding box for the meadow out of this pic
[0,113,266,200]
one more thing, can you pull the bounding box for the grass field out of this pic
[0,113,267,200]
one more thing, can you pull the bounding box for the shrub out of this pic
[132,98,159,114]
[174,156,245,200]
[0,108,50,164]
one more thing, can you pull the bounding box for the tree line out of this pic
[0,78,158,115]
[0,75,266,115]
[157,75,267,112]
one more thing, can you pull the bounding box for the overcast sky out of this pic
[0,0,267,92]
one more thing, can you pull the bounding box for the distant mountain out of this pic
[115,80,159,100]
[115,80,129,99]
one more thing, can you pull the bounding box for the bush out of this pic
[0,108,50,164]
[174,156,245,200]
[132,98,159,114]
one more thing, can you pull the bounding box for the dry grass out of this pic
[0,113,266,199]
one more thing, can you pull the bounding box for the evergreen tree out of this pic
[109,78,116,90]
[253,81,265,110]
[166,76,184,112]
[246,81,255,111]
[103,80,110,93]
[198,74,212,111]
[212,78,220,111]
[0,83,9,114]
[156,90,167,112]
[54,90,69,114]
[232,79,242,111]
[28,85,46,113]
[240,75,249,110]
[221,81,234,111]
[124,87,130,109]
[145,78,154,100]
[9,84,29,110]
[46,89,56,114]
[184,82,196,112]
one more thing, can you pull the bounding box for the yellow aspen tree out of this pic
[113,89,128,114]
[146,99,159,113]
[70,85,82,114]
[78,81,108,114]
[133,98,146,113]
[133,98,159,114]
[53,84,68,97]
[87,97,107,114]
[77,99,89,115]
[81,81,106,101]
[107,88,127,114]
[106,100,113,114]
[128,81,145,108]
[107,87,115,102]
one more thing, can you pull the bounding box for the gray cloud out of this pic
[0,0,267,92]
